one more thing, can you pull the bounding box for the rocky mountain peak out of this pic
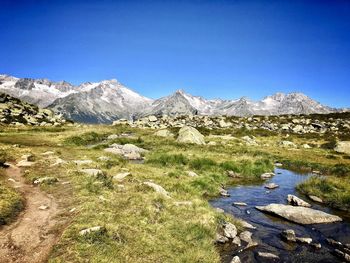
[0,74,344,123]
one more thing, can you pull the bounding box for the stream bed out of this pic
[210,168,350,263]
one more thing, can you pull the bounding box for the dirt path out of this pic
[0,164,60,263]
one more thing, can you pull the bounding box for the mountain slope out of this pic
[50,80,153,123]
[0,75,76,107]
[0,74,341,123]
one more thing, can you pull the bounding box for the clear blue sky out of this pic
[0,0,349,107]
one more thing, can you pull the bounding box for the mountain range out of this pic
[0,74,345,124]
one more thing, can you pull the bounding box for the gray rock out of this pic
[176,126,205,145]
[287,194,311,207]
[309,195,323,203]
[265,183,279,189]
[233,202,247,206]
[80,169,104,176]
[230,256,241,263]
[215,233,229,244]
[296,237,313,244]
[239,231,253,243]
[143,181,170,198]
[232,236,241,246]
[187,171,198,177]
[79,226,106,236]
[219,187,230,197]
[261,172,275,179]
[73,160,93,165]
[33,176,58,185]
[257,252,279,260]
[17,160,36,167]
[334,141,350,155]
[279,140,297,148]
[223,222,237,239]
[281,229,296,242]
[256,204,342,224]
[113,172,131,182]
[154,129,174,138]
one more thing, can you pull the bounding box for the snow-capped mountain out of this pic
[50,80,153,123]
[0,75,76,107]
[0,74,341,123]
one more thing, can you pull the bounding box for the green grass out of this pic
[0,170,23,225]
[298,176,350,211]
[0,123,349,262]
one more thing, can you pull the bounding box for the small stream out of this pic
[210,168,350,263]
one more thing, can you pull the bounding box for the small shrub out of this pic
[189,158,217,171]
[147,153,189,166]
[64,132,106,146]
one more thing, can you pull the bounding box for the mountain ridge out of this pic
[0,74,346,123]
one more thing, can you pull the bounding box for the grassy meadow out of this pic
[0,124,349,262]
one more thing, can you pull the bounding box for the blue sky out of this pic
[0,0,349,107]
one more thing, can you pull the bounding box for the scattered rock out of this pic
[281,229,296,242]
[239,231,253,243]
[311,243,322,249]
[265,183,279,189]
[309,195,323,203]
[17,160,36,167]
[38,205,49,210]
[296,237,313,244]
[41,151,55,156]
[215,233,229,244]
[279,140,297,148]
[21,154,35,161]
[219,187,230,197]
[227,170,241,178]
[287,194,311,207]
[104,143,148,160]
[302,144,312,149]
[236,219,256,230]
[33,176,58,185]
[230,256,241,263]
[73,160,93,165]
[223,222,237,239]
[143,182,170,198]
[257,252,279,260]
[187,171,198,177]
[80,169,104,176]
[51,158,67,167]
[154,129,174,138]
[334,141,350,155]
[261,172,275,179]
[256,204,342,224]
[334,249,350,262]
[176,126,205,145]
[79,226,106,236]
[233,202,247,206]
[113,172,131,182]
[232,236,241,246]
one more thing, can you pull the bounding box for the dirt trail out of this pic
[0,164,60,263]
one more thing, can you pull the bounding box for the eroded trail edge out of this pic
[0,164,60,263]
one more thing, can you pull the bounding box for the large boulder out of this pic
[334,141,350,155]
[176,126,205,145]
[256,204,342,224]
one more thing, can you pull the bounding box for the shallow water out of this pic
[210,168,350,263]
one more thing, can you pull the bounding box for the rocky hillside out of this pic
[114,112,350,137]
[0,74,345,124]
[0,93,66,126]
